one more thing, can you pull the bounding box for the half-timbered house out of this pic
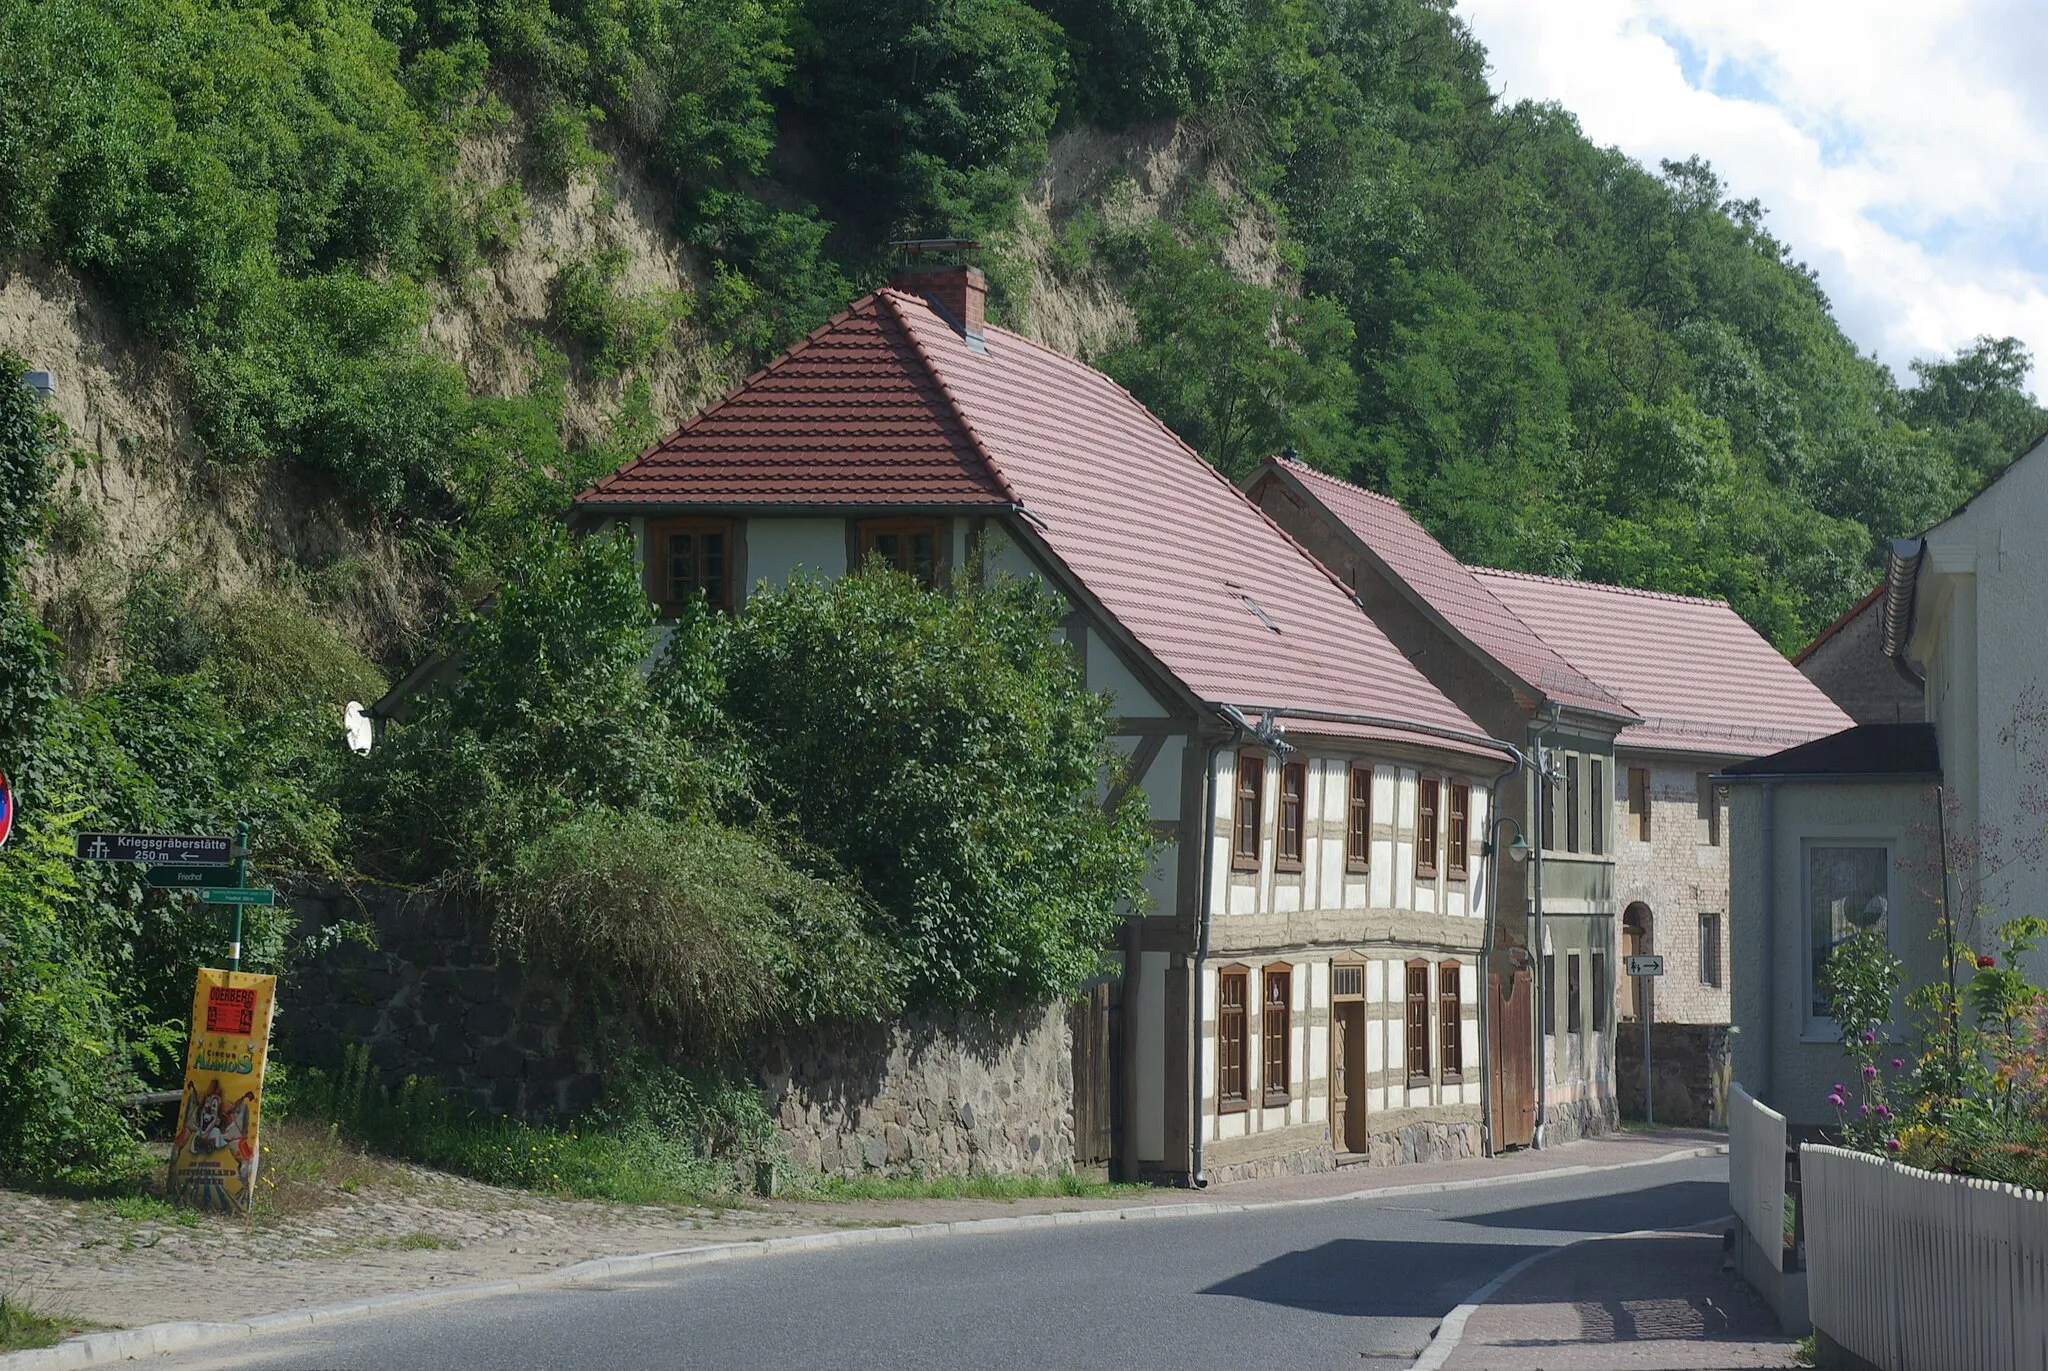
[571,260,1518,1181]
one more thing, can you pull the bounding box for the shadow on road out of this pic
[1198,1240,1547,1317]
[1449,1180,1727,1235]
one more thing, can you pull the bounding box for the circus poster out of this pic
[167,968,276,1214]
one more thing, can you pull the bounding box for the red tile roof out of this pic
[1257,460,1633,720]
[577,297,1013,507]
[579,290,1495,756]
[1471,569,1854,757]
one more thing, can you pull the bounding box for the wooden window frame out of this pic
[1404,959,1431,1087]
[1276,762,1306,871]
[650,517,735,615]
[1332,960,1365,1000]
[1217,965,1250,1112]
[1438,961,1463,1084]
[1261,964,1292,1107]
[1447,779,1470,878]
[1346,763,1372,873]
[1628,767,1651,842]
[1565,754,1582,854]
[1589,758,1606,856]
[1416,775,1440,879]
[856,516,945,588]
[1231,750,1265,872]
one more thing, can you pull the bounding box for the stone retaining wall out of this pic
[1616,1022,1732,1128]
[278,883,1074,1178]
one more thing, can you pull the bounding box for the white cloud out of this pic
[1457,0,2048,392]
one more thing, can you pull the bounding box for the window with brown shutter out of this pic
[1416,776,1440,878]
[857,517,943,587]
[1262,965,1292,1105]
[1439,962,1463,1083]
[1346,763,1371,872]
[1232,751,1264,872]
[1276,763,1306,870]
[651,518,734,614]
[1405,960,1431,1086]
[1447,780,1470,877]
[1218,966,1249,1111]
[1628,767,1650,841]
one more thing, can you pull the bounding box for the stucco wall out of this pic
[1797,594,1921,726]
[1609,753,1734,1026]
[1726,780,1942,1126]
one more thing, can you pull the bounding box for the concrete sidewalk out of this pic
[1441,1228,1801,1370]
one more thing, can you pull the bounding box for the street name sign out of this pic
[146,865,241,889]
[200,887,275,906]
[75,832,234,865]
[1625,954,1666,978]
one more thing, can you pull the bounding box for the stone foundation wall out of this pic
[761,1004,1074,1178]
[278,883,1074,1178]
[1616,1022,1732,1128]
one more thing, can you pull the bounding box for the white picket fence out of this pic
[1803,1143,2048,1370]
[1728,1084,1786,1269]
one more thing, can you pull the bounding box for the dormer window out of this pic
[652,518,732,614]
[858,518,943,587]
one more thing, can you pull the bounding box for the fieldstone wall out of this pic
[1617,1022,1732,1128]
[279,883,604,1119]
[279,883,1075,1178]
[761,1003,1074,1178]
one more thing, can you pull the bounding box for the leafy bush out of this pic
[714,567,1154,1008]
[497,809,901,1047]
[548,247,690,378]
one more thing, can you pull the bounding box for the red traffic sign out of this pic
[0,771,11,848]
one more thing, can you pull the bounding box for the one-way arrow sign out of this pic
[74,832,235,865]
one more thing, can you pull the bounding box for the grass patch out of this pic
[0,1292,85,1353]
[1793,1332,1818,1366]
[392,1232,461,1250]
[813,1170,1148,1202]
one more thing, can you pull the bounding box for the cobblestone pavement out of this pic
[0,1128,1725,1334]
[1443,1228,1801,1370]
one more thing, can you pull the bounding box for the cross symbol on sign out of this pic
[87,836,109,860]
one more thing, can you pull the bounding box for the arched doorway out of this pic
[1622,902,1653,1023]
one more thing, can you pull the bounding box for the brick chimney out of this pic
[890,262,986,341]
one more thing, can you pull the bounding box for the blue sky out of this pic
[1458,0,2048,393]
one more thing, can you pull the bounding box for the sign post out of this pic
[1626,954,1666,1127]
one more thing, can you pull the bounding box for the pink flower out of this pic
[1827,1093,1846,1109]
[1877,1105,1891,1120]
[1863,1029,1878,1043]
[1886,1137,1901,1152]
[1862,1063,1878,1079]
[1860,1104,1872,1116]
[1892,1058,1905,1070]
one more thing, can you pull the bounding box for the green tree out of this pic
[715,567,1155,1008]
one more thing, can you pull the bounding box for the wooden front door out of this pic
[1331,1002,1367,1154]
[1070,980,1119,1171]
[1489,968,1536,1149]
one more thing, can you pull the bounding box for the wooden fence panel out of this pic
[1803,1143,2048,1371]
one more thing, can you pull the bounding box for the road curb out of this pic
[1410,1212,1737,1371]
[2,1142,1726,1369]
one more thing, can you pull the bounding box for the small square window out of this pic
[858,518,943,587]
[651,518,733,614]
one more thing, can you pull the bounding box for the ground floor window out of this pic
[1262,965,1292,1105]
[1218,966,1249,1110]
[1438,962,1462,1083]
[1405,960,1431,1086]
[1807,844,1890,1023]
[1698,911,1722,989]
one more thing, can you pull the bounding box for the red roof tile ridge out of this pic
[578,293,886,499]
[1791,583,1884,666]
[874,289,1023,507]
[1284,460,1407,511]
[1470,566,1730,608]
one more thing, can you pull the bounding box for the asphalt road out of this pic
[161,1154,1731,1371]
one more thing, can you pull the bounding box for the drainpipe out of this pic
[1529,707,1560,1149]
[1757,780,1776,1106]
[1189,729,1233,1189]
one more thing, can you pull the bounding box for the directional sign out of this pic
[75,832,234,865]
[200,887,275,906]
[1625,954,1666,978]
[0,771,12,849]
[146,865,240,889]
